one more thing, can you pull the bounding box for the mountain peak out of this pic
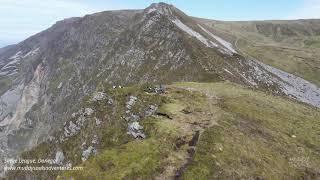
[1,2,320,179]
[149,2,174,8]
[145,2,176,16]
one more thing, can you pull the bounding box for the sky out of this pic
[0,0,320,47]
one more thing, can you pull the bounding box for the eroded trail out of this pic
[154,86,221,179]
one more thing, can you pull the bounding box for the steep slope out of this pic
[0,2,320,177]
[196,18,320,86]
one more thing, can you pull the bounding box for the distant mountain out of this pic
[196,18,320,86]
[0,2,319,179]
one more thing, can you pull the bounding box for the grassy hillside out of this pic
[176,82,320,179]
[196,19,320,86]
[11,82,320,179]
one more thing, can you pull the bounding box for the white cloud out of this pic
[0,0,95,15]
[289,0,320,19]
[0,0,113,47]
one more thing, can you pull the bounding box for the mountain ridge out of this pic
[0,2,319,179]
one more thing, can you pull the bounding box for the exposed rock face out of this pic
[62,108,94,139]
[2,64,43,131]
[252,60,320,107]
[0,2,320,176]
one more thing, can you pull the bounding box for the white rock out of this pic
[76,115,86,127]
[127,121,146,139]
[92,135,99,144]
[198,24,237,54]
[95,117,101,126]
[224,68,233,76]
[84,108,94,116]
[172,19,211,47]
[55,150,64,165]
[81,146,96,162]
[57,82,63,89]
[22,47,40,58]
[9,51,22,60]
[81,142,86,150]
[66,162,72,168]
[68,121,79,134]
[147,8,157,14]
[126,96,137,109]
[71,112,77,118]
[107,98,113,105]
[92,92,106,101]
[129,131,146,139]
[145,105,158,116]
[129,121,143,131]
[253,60,320,108]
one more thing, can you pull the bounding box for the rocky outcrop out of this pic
[127,122,146,139]
[81,146,96,162]
[1,2,320,177]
